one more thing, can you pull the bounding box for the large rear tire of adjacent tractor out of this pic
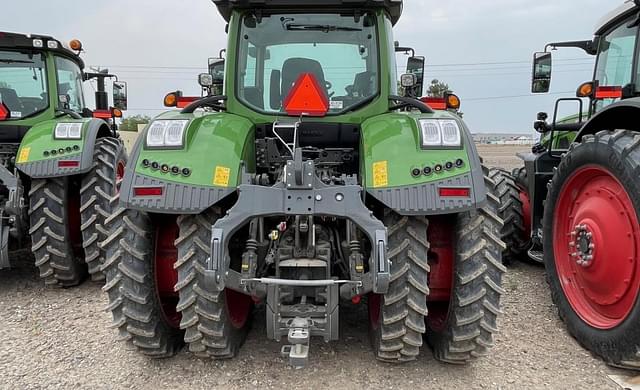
[175,209,253,359]
[29,178,87,287]
[101,205,183,358]
[426,176,506,364]
[369,212,430,363]
[80,137,127,281]
[544,130,640,369]
[488,168,530,264]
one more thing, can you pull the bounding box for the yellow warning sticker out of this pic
[373,161,388,188]
[213,166,231,187]
[17,147,30,163]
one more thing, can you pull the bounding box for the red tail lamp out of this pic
[133,186,163,196]
[92,109,112,119]
[595,86,622,100]
[439,187,471,197]
[283,73,329,117]
[58,160,80,168]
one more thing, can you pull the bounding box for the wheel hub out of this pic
[570,224,595,267]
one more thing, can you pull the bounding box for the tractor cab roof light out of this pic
[32,39,43,48]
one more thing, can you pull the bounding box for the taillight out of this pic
[595,86,622,100]
[92,109,113,119]
[57,160,80,168]
[439,187,471,197]
[133,186,163,196]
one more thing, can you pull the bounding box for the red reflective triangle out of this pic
[0,102,8,121]
[283,73,329,117]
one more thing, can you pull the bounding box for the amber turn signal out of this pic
[164,92,178,107]
[576,82,594,98]
[112,108,123,118]
[446,93,461,110]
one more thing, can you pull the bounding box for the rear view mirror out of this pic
[406,56,425,97]
[208,57,225,96]
[113,81,127,111]
[532,52,552,93]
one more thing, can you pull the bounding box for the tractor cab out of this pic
[0,32,128,138]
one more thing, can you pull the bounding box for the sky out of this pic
[0,0,622,133]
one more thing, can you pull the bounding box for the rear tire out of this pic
[175,209,253,359]
[28,178,86,287]
[80,137,127,281]
[544,130,640,369]
[488,168,529,264]
[427,173,506,364]
[101,204,183,358]
[369,212,429,362]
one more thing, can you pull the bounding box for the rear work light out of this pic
[439,187,471,197]
[133,186,163,197]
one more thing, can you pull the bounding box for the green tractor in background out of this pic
[0,32,128,285]
[102,0,506,367]
[496,0,640,368]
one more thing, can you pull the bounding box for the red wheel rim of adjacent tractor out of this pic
[519,188,532,240]
[553,165,640,329]
[425,216,454,332]
[225,289,252,329]
[116,160,125,191]
[68,190,84,260]
[154,220,182,329]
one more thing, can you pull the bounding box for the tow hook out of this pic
[280,317,311,369]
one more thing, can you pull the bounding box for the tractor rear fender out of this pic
[362,111,486,215]
[15,118,112,178]
[575,97,640,142]
[119,111,254,214]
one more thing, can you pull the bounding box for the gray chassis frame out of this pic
[205,156,390,299]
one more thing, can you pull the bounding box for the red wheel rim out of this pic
[224,289,252,329]
[553,165,640,329]
[154,219,181,329]
[426,216,454,332]
[115,160,125,194]
[519,188,532,240]
[67,189,84,259]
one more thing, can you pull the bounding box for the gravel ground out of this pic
[0,145,630,389]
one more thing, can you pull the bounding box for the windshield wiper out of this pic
[285,23,362,32]
[0,59,34,64]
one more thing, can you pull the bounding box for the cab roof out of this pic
[0,31,84,69]
[211,0,403,25]
[595,1,638,35]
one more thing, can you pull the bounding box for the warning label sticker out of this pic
[17,147,30,163]
[372,161,388,188]
[213,166,231,187]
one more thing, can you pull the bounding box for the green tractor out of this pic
[0,32,128,285]
[497,0,640,368]
[102,0,506,367]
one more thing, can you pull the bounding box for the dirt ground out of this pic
[0,145,630,389]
